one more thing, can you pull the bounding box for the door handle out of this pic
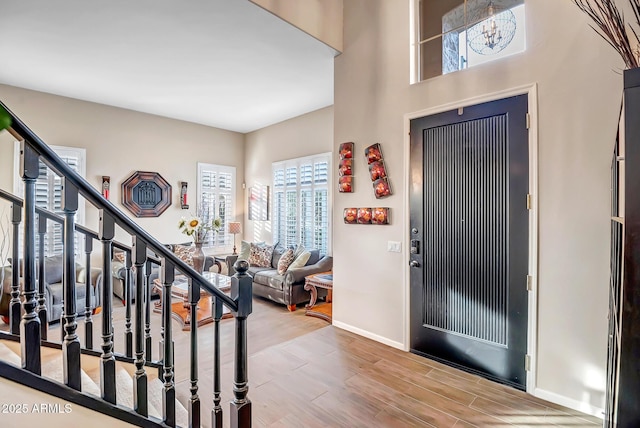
[409,260,420,268]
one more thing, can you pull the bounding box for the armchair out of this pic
[0,255,102,324]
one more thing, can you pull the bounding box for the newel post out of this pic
[230,260,252,428]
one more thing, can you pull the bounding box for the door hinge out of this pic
[458,107,464,116]
[526,194,532,210]
[525,354,531,371]
[526,112,530,130]
[526,275,533,291]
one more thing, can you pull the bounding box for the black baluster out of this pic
[161,260,176,427]
[230,260,252,428]
[61,178,80,390]
[99,210,116,404]
[37,213,47,339]
[188,277,201,428]
[84,235,93,349]
[20,143,41,375]
[211,295,224,428]
[9,203,21,335]
[158,277,164,363]
[144,259,152,362]
[132,236,148,416]
[124,250,133,358]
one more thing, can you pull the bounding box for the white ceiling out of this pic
[0,0,337,133]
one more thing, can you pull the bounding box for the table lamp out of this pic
[228,222,242,254]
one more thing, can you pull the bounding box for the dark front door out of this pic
[409,95,529,389]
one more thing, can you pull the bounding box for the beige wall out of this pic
[244,106,333,244]
[0,85,245,251]
[333,0,619,414]
[250,0,343,52]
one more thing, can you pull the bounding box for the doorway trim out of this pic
[402,83,539,393]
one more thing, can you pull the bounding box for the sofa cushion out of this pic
[249,243,273,267]
[44,256,65,284]
[251,269,285,291]
[306,249,321,266]
[47,282,93,305]
[239,240,251,261]
[271,243,287,269]
[277,248,296,274]
[247,266,273,277]
[113,250,126,263]
[288,250,311,270]
[173,244,196,267]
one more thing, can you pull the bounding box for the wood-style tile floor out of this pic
[2,297,602,427]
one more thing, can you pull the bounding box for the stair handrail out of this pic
[1,101,237,311]
[0,191,162,266]
[0,188,23,207]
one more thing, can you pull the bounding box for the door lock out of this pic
[410,239,420,254]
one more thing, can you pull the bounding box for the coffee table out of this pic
[153,271,232,331]
[304,272,333,322]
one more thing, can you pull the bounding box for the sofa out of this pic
[245,243,333,311]
[0,255,102,324]
[111,242,216,303]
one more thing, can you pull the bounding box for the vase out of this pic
[192,241,205,275]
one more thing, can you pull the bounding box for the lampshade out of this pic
[228,222,242,235]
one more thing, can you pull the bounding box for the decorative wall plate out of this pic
[121,171,172,217]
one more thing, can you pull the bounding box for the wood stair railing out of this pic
[0,101,253,427]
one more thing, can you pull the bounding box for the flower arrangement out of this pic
[178,214,222,243]
[573,0,640,69]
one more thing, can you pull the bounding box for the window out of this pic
[197,163,236,253]
[13,144,86,257]
[413,0,526,81]
[272,154,331,255]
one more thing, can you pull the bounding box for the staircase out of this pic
[0,338,190,425]
[0,101,254,427]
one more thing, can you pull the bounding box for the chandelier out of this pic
[467,1,517,55]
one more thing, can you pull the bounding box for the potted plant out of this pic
[0,105,11,131]
[573,0,640,69]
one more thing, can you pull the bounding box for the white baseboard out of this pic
[332,320,404,350]
[533,387,604,419]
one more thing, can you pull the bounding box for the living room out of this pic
[0,0,629,424]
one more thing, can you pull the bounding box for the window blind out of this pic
[197,163,236,251]
[272,153,331,254]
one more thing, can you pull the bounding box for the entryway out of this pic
[409,94,530,390]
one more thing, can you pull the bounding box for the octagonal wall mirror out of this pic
[121,171,172,217]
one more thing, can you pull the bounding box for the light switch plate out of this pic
[387,241,401,253]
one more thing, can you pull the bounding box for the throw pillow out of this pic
[173,244,195,267]
[239,240,265,261]
[288,250,311,270]
[113,250,126,263]
[277,248,296,275]
[248,243,273,267]
[239,240,251,261]
[292,243,306,259]
[271,243,287,269]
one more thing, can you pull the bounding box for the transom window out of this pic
[197,163,236,252]
[272,154,331,255]
[413,0,526,81]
